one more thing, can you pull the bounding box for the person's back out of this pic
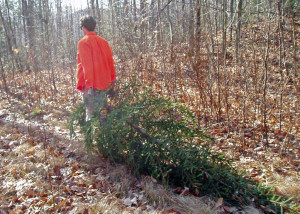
[77,15,116,121]
[77,32,115,91]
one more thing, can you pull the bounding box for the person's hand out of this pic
[108,88,116,98]
[87,87,93,95]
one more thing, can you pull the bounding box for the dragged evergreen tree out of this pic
[69,78,300,213]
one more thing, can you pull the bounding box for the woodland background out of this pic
[0,0,299,213]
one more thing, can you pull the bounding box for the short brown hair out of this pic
[80,15,96,31]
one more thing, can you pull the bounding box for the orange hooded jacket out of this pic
[77,32,116,91]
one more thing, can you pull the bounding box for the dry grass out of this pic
[142,176,217,214]
[108,165,135,196]
[71,196,125,214]
[242,206,264,214]
[267,173,300,200]
[87,158,217,213]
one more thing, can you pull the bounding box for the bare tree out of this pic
[0,53,9,94]
[235,0,243,65]
[0,3,22,73]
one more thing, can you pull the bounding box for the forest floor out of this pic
[0,58,299,213]
[0,71,222,214]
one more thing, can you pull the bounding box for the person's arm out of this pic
[110,55,116,83]
[105,41,116,83]
[78,41,94,89]
[76,52,85,91]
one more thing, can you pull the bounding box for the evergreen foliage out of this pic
[68,79,300,213]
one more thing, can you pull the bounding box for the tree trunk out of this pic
[229,0,234,42]
[23,0,40,91]
[140,0,147,52]
[188,0,194,48]
[181,0,185,42]
[157,0,162,48]
[222,0,227,58]
[5,0,24,72]
[109,0,116,44]
[0,4,22,73]
[0,56,9,94]
[262,0,271,149]
[195,0,201,51]
[91,0,96,17]
[95,0,101,34]
[235,0,242,65]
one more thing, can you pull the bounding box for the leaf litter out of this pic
[0,71,222,214]
[1,23,299,212]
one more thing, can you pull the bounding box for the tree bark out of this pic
[195,0,201,51]
[235,0,243,65]
[229,0,234,42]
[91,0,96,17]
[222,0,227,58]
[0,3,22,73]
[0,55,9,94]
[22,0,40,91]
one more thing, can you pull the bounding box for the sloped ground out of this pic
[0,72,221,214]
[0,63,298,213]
[1,22,299,211]
[0,94,142,213]
[119,21,300,204]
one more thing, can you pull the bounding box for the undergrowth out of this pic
[68,79,300,213]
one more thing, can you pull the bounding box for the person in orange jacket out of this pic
[77,15,116,121]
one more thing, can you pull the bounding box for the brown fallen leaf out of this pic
[41,197,48,202]
[2,144,10,149]
[72,172,80,176]
[59,198,68,207]
[213,129,227,134]
[72,164,80,172]
[215,197,223,208]
[53,150,60,157]
[95,181,102,189]
[12,197,20,203]
[162,208,181,214]
[274,186,283,196]
[18,196,26,203]
[224,205,230,212]
[25,138,35,144]
[53,166,61,176]
[67,198,74,206]
[62,186,69,193]
[180,187,190,196]
[40,192,48,197]
[26,189,35,198]
[0,149,8,155]
[78,183,87,187]
[151,176,157,183]
[173,187,184,194]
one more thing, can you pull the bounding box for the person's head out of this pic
[80,15,96,32]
